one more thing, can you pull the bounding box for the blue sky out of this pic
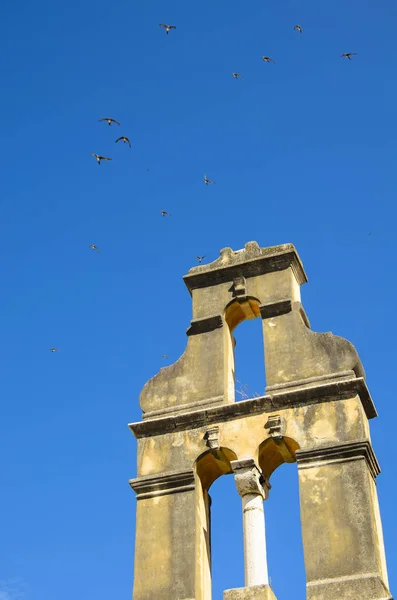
[0,0,396,598]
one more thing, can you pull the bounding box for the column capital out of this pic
[230,459,270,500]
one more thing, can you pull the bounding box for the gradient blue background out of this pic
[0,0,396,598]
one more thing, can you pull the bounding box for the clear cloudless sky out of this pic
[0,0,396,598]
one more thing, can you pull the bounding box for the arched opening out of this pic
[265,465,306,599]
[210,472,244,596]
[195,447,242,599]
[224,298,266,402]
[258,436,306,599]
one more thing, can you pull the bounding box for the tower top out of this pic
[184,241,307,292]
[137,240,366,422]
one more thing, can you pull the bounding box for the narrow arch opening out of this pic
[258,436,305,598]
[265,464,306,599]
[232,316,266,402]
[224,298,266,402]
[196,448,242,599]
[210,474,244,597]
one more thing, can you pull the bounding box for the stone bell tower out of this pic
[129,242,392,600]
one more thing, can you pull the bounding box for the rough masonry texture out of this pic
[129,241,393,600]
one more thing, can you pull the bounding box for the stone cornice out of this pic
[183,242,307,292]
[186,314,223,336]
[296,439,381,479]
[260,299,311,328]
[129,377,376,439]
[260,299,293,319]
[129,469,195,500]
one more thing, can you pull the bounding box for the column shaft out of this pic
[242,493,269,586]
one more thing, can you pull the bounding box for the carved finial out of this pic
[244,241,260,254]
[219,247,234,263]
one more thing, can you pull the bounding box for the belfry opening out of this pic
[224,297,266,401]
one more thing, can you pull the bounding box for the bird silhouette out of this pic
[98,118,120,126]
[162,354,168,359]
[159,24,176,34]
[49,348,60,352]
[196,256,206,263]
[262,56,276,64]
[204,174,215,185]
[294,25,303,33]
[231,72,243,79]
[161,210,171,217]
[115,136,131,148]
[92,153,112,165]
[89,244,100,253]
[341,52,357,60]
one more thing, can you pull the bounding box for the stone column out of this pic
[224,459,276,600]
[231,459,270,585]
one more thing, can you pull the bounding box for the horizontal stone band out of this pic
[186,314,223,336]
[129,469,195,500]
[130,377,376,439]
[296,439,381,479]
[260,299,292,319]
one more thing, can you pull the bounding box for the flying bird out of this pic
[341,52,357,60]
[294,25,303,33]
[204,174,215,185]
[262,56,276,64]
[231,72,243,79]
[196,256,206,263]
[159,24,176,34]
[115,136,131,148]
[161,210,171,216]
[92,153,112,165]
[89,244,100,253]
[98,118,120,126]
[162,354,168,359]
[49,347,60,353]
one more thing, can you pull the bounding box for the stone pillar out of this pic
[129,469,199,600]
[231,459,270,586]
[224,460,277,600]
[296,440,393,600]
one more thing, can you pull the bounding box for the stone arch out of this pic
[258,436,300,480]
[224,296,262,332]
[196,446,238,491]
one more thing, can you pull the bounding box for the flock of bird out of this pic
[49,22,357,354]
[92,117,131,166]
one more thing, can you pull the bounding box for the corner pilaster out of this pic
[296,440,392,600]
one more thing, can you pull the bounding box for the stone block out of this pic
[224,584,278,600]
[307,573,393,600]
